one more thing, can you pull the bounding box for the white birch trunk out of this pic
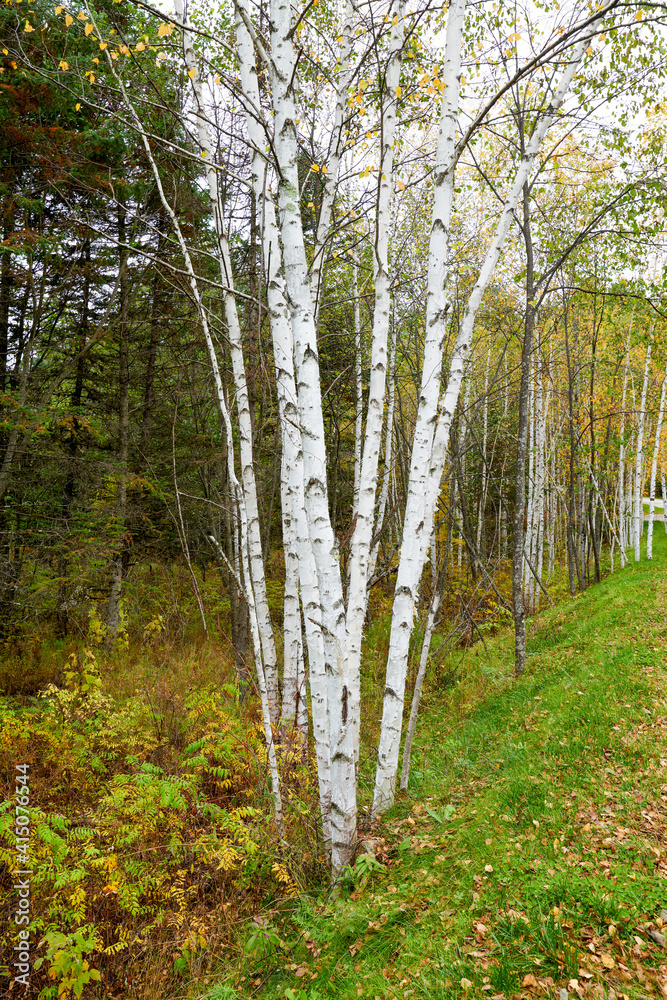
[176,0,280,719]
[476,346,490,559]
[96,35,286,830]
[647,364,667,559]
[399,581,441,793]
[310,0,355,320]
[458,375,472,569]
[267,0,353,870]
[345,0,407,769]
[524,353,535,606]
[617,337,630,566]
[234,11,332,838]
[352,261,363,518]
[280,450,301,724]
[373,21,599,816]
[368,320,397,582]
[534,344,546,605]
[634,342,652,561]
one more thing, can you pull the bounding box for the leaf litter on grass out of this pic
[229,541,667,1000]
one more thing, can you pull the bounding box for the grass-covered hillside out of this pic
[234,535,667,1000]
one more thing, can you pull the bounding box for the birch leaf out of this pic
[157,23,174,36]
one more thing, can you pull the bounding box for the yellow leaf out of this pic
[92,56,98,63]
[321,164,328,174]
[157,22,173,37]
[395,84,401,97]
[135,41,145,51]
[84,22,93,34]
[214,74,220,84]
[87,72,95,82]
[397,180,405,191]
[65,13,73,25]
[2,49,7,56]
[59,59,69,69]
[99,41,107,50]
[75,102,80,109]
[311,164,320,172]
[77,11,86,20]
[119,44,129,54]
[55,5,63,12]
[391,13,398,24]
[23,20,34,32]
[187,67,197,79]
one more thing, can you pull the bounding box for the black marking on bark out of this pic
[342,685,348,725]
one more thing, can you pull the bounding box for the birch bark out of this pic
[233,10,333,838]
[617,336,630,565]
[634,342,652,561]
[647,364,667,560]
[373,20,601,815]
[368,0,466,817]
[265,0,352,869]
[310,0,355,320]
[95,26,286,827]
[345,0,407,766]
[176,0,280,719]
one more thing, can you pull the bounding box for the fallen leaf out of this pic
[522,974,538,988]
[601,953,615,969]
[460,979,473,990]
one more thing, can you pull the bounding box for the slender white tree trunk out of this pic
[96,33,287,830]
[617,337,630,566]
[534,344,546,605]
[352,261,363,518]
[373,20,600,816]
[524,352,535,606]
[234,10,332,838]
[369,320,397,582]
[267,0,353,871]
[399,579,441,792]
[176,0,280,719]
[476,346,490,559]
[280,451,301,724]
[634,342,652,561]
[648,364,667,559]
[310,0,355,319]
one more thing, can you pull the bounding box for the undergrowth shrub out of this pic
[0,649,324,998]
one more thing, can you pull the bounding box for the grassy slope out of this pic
[236,532,667,1000]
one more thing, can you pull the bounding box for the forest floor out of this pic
[224,532,667,1000]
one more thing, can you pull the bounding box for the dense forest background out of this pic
[2,0,667,995]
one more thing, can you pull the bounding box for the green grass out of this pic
[217,532,667,1000]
